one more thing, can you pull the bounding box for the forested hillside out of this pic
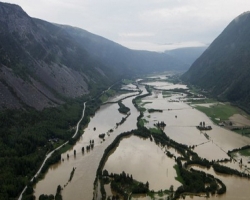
[0,3,117,110]
[0,2,187,199]
[0,2,187,110]
[182,11,250,112]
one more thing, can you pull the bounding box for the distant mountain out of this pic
[182,11,250,111]
[164,46,207,67]
[0,2,186,110]
[58,25,187,75]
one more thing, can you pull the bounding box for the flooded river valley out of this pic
[33,75,250,200]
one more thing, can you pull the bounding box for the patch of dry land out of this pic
[229,114,250,126]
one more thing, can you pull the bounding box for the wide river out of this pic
[34,87,146,199]
[34,76,250,200]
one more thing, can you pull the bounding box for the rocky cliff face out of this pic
[0,3,112,110]
[0,2,187,110]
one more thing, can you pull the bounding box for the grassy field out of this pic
[162,91,173,95]
[230,148,250,157]
[135,99,147,112]
[122,79,133,84]
[139,118,148,127]
[149,127,162,134]
[234,129,250,137]
[99,89,116,102]
[99,94,109,103]
[174,165,184,184]
[195,103,242,124]
[238,149,250,156]
[57,143,72,154]
[163,95,172,98]
[188,98,217,104]
[141,101,152,106]
[188,85,202,95]
[147,189,169,199]
[162,91,175,98]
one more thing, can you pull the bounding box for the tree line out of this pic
[118,100,130,114]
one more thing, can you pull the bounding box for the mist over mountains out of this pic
[1,2,249,112]
[165,46,207,67]
[0,2,190,110]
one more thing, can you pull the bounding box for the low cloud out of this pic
[118,40,207,52]
[119,32,154,38]
[5,0,250,51]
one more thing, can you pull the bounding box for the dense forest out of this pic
[0,92,104,199]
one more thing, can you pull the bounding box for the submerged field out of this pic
[33,74,250,200]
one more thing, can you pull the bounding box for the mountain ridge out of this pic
[164,46,207,67]
[0,2,187,110]
[58,24,187,75]
[182,11,250,111]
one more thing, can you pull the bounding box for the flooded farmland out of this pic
[104,135,181,191]
[33,74,250,200]
[185,165,250,200]
[34,92,142,199]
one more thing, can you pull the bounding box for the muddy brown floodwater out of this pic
[186,165,250,200]
[138,79,250,199]
[34,76,250,200]
[104,135,181,192]
[141,89,250,162]
[34,91,143,199]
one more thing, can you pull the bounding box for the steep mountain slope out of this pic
[182,11,250,111]
[0,3,187,110]
[164,46,207,67]
[58,25,187,75]
[0,2,115,110]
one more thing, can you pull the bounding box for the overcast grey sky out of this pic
[4,0,250,51]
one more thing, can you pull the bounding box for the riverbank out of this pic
[33,80,144,199]
[19,80,133,199]
[29,74,250,200]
